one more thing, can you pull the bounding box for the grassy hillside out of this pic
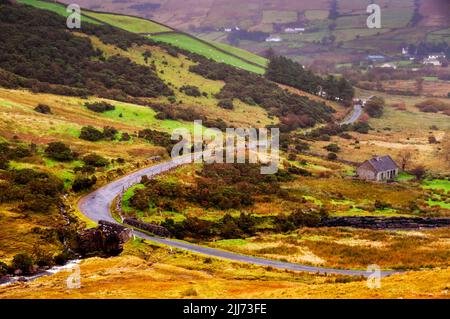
[82,10,172,33]
[149,33,266,74]
[16,0,101,24]
[17,0,267,74]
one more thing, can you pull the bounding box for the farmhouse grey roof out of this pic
[363,156,398,172]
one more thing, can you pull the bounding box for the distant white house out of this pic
[284,27,305,33]
[423,52,446,66]
[423,57,442,67]
[266,36,282,42]
[402,47,408,55]
[224,26,240,32]
[380,63,397,69]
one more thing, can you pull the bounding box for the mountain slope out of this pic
[17,0,267,74]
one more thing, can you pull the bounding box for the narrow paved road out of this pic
[340,104,362,125]
[78,154,398,278]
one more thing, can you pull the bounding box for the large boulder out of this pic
[75,221,132,257]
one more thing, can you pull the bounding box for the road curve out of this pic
[340,104,362,125]
[78,154,398,278]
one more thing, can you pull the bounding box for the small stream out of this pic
[0,259,80,287]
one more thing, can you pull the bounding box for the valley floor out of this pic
[1,240,449,299]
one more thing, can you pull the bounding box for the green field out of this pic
[16,0,101,24]
[149,33,266,74]
[212,41,268,67]
[83,11,172,34]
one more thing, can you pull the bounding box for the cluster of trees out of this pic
[85,102,115,113]
[0,168,64,213]
[138,129,177,151]
[190,58,335,131]
[45,142,74,162]
[179,85,203,97]
[227,30,270,45]
[415,99,450,116]
[406,42,450,59]
[129,163,293,214]
[79,126,118,142]
[150,103,229,131]
[304,122,371,142]
[0,142,33,169]
[160,208,324,240]
[265,55,354,106]
[0,4,172,101]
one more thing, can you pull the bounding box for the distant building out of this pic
[423,57,442,67]
[366,55,386,62]
[266,36,282,42]
[224,28,232,32]
[284,27,305,33]
[379,63,397,69]
[427,52,446,60]
[357,156,399,182]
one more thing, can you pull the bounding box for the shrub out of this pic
[102,126,118,140]
[12,253,34,274]
[85,101,115,113]
[72,175,97,192]
[218,99,234,110]
[82,154,109,167]
[324,143,340,153]
[179,85,201,97]
[120,132,131,141]
[410,165,426,180]
[34,104,52,114]
[45,142,73,161]
[352,122,371,134]
[327,152,338,160]
[80,126,104,141]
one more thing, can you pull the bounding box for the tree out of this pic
[327,152,338,160]
[410,165,426,180]
[45,142,73,161]
[365,96,385,118]
[34,104,52,114]
[82,154,109,167]
[324,143,340,153]
[397,149,414,171]
[80,126,104,141]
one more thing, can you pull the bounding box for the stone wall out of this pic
[123,218,171,237]
[319,216,450,230]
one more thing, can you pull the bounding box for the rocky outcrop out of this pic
[75,220,132,257]
[123,218,171,237]
[319,216,450,230]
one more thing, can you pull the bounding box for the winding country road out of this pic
[78,154,398,278]
[340,104,362,125]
